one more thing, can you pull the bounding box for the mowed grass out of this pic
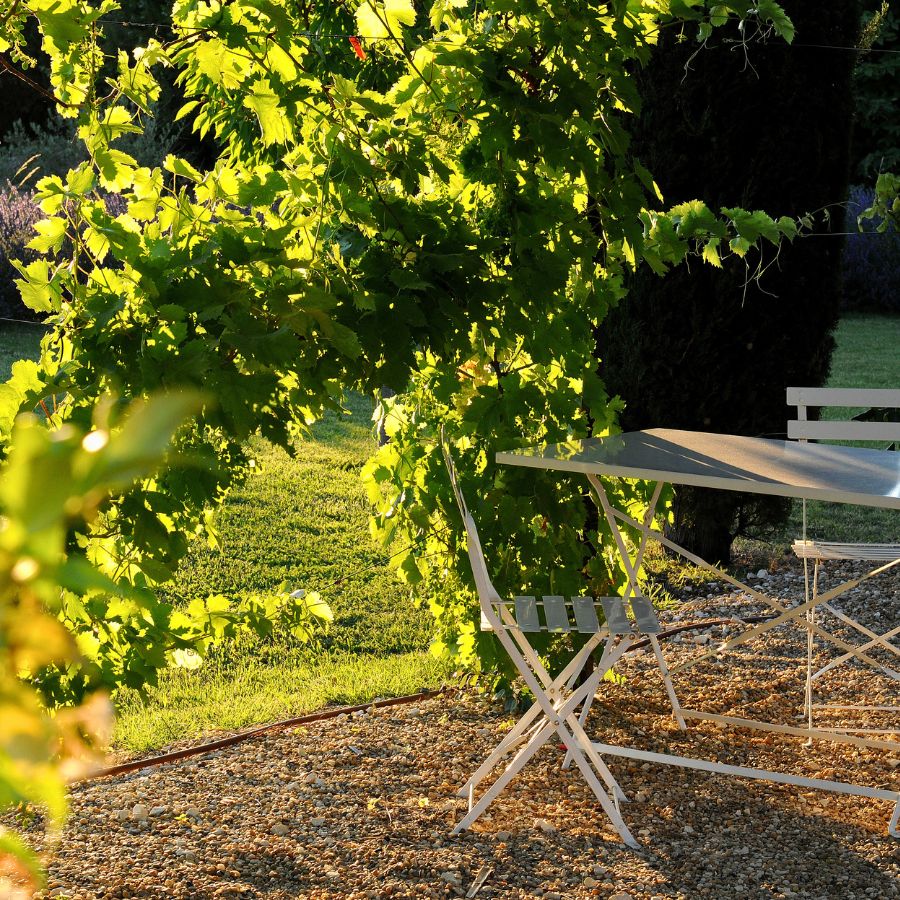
[0,322,43,378]
[0,323,450,751]
[114,395,452,752]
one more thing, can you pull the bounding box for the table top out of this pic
[496,429,900,510]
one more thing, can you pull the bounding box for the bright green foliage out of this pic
[0,0,799,701]
[858,172,900,231]
[0,393,197,891]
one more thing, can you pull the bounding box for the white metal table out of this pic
[497,429,900,837]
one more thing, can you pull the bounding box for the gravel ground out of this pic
[18,559,900,899]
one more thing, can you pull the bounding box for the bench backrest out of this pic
[786,387,900,444]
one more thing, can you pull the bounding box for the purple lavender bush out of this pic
[841,185,900,313]
[0,185,128,323]
[0,182,43,322]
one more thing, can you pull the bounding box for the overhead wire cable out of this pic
[89,18,900,54]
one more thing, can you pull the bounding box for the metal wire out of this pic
[90,18,900,55]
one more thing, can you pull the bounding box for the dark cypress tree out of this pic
[598,2,861,563]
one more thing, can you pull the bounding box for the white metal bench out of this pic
[787,387,900,738]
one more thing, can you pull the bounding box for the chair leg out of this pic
[453,720,557,833]
[561,637,622,771]
[556,719,640,849]
[454,715,639,849]
[460,635,606,797]
[553,665,631,802]
[805,561,818,736]
[561,662,607,771]
[456,708,544,798]
[562,712,628,805]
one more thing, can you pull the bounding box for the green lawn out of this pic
[114,395,453,752]
[1,314,897,752]
[824,313,900,391]
[0,322,43,378]
[1,322,452,752]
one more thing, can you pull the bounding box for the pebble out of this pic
[130,803,148,821]
[535,818,557,834]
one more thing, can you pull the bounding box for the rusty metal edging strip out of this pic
[77,688,446,783]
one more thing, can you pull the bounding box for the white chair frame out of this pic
[442,438,685,848]
[787,387,900,737]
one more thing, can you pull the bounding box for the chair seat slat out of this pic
[793,539,900,562]
[601,598,631,636]
[572,596,600,633]
[543,595,571,632]
[631,596,663,634]
[515,596,540,632]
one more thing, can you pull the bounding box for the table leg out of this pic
[587,475,685,726]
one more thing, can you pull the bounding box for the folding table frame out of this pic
[591,472,900,753]
[495,429,900,839]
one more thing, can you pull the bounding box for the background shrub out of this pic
[0,118,87,188]
[0,182,42,322]
[0,182,129,323]
[842,185,900,313]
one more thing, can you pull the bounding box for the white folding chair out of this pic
[441,437,684,847]
[787,387,900,737]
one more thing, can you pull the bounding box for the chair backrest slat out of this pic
[786,387,900,445]
[543,596,571,633]
[787,420,900,442]
[786,387,900,408]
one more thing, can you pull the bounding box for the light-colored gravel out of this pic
[18,559,900,899]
